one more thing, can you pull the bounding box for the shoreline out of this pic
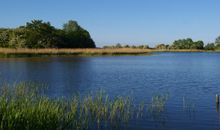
[0,48,219,57]
[0,48,150,57]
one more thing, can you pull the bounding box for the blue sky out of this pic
[0,0,220,47]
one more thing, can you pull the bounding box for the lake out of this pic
[0,52,220,130]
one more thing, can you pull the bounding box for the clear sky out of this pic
[0,0,220,47]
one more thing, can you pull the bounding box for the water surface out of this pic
[0,52,220,130]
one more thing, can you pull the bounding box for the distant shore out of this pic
[0,48,219,57]
[0,48,150,57]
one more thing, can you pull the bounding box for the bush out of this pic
[0,20,96,49]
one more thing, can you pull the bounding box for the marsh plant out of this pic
[148,93,169,113]
[182,96,196,120]
[0,82,149,130]
[147,94,169,129]
[182,96,196,113]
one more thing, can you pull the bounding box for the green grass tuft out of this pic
[0,83,153,130]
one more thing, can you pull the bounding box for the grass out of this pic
[0,48,151,57]
[0,48,220,58]
[0,82,156,130]
[148,94,169,113]
[0,82,171,130]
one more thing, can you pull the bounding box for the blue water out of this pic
[0,52,220,130]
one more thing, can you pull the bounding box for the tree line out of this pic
[104,37,220,50]
[1,20,220,51]
[156,37,220,50]
[103,43,150,49]
[0,20,96,48]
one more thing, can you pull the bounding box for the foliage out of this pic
[171,38,204,49]
[103,43,149,49]
[0,20,96,49]
[215,36,220,50]
[215,36,220,45]
[155,44,169,50]
[61,20,96,48]
[0,29,10,47]
[204,43,215,50]
[63,20,81,33]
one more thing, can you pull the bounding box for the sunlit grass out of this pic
[0,83,149,130]
[0,48,150,57]
[0,48,219,57]
[0,82,174,130]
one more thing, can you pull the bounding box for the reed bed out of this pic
[0,82,141,130]
[0,48,219,58]
[0,82,170,130]
[0,48,151,57]
[148,94,169,113]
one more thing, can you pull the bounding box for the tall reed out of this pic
[0,83,152,130]
[0,82,171,130]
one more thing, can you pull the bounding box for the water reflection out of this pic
[0,57,96,97]
[216,95,219,112]
[148,94,169,130]
[182,96,196,119]
[1,53,220,129]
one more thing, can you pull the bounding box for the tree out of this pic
[138,45,149,49]
[191,40,204,49]
[172,38,204,49]
[155,44,168,50]
[204,43,215,50]
[215,36,220,45]
[115,43,122,48]
[123,44,130,48]
[0,20,96,48]
[143,45,149,49]
[0,30,10,47]
[25,20,60,48]
[62,20,96,48]
[63,20,80,33]
[215,36,220,49]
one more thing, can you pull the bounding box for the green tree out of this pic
[215,36,220,45]
[172,38,204,49]
[0,20,96,48]
[155,44,168,50]
[63,20,80,33]
[123,44,130,48]
[0,30,10,47]
[62,20,96,48]
[215,36,220,49]
[137,45,149,49]
[143,45,149,49]
[115,43,122,48]
[204,43,215,50]
[8,28,28,48]
[25,20,59,48]
[131,45,137,49]
[191,40,204,49]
